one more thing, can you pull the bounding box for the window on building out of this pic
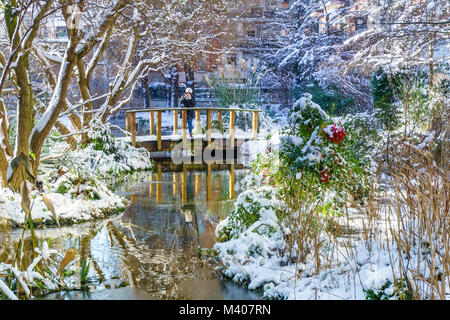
[56,26,67,39]
[247,29,256,37]
[196,56,207,72]
[355,18,367,31]
[227,54,237,66]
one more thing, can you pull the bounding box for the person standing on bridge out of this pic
[180,87,196,138]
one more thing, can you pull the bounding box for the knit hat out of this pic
[185,87,193,94]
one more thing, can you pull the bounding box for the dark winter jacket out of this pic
[180,94,196,119]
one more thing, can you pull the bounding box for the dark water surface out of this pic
[1,166,260,300]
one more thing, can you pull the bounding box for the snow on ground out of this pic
[54,140,153,177]
[0,181,127,228]
[214,183,450,300]
[48,119,154,177]
[0,120,155,228]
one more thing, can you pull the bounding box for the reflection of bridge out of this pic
[125,107,262,153]
[129,164,237,205]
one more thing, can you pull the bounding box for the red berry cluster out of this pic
[320,169,329,183]
[326,124,346,144]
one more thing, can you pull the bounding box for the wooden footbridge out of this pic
[125,107,262,153]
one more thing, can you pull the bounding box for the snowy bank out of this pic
[0,182,127,228]
[214,183,450,300]
[46,118,154,178]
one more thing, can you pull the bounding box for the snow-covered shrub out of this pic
[276,93,373,210]
[50,118,153,178]
[216,187,283,243]
[337,112,379,164]
[0,175,127,228]
[363,279,412,300]
[293,80,356,116]
[370,69,402,132]
[214,187,289,289]
[53,165,102,201]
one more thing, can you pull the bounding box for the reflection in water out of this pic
[0,167,260,300]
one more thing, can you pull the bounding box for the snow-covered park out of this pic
[0,0,449,304]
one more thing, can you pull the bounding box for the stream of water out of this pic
[1,166,261,300]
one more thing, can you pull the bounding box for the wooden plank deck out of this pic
[120,133,258,153]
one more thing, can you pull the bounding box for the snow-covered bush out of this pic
[216,187,283,243]
[337,112,380,172]
[49,118,153,178]
[276,94,374,210]
[0,179,127,228]
[214,187,289,289]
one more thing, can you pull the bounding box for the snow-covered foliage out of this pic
[344,0,450,74]
[0,180,126,228]
[0,241,87,299]
[47,119,153,178]
[0,119,154,228]
[277,94,375,208]
[266,0,372,111]
[215,179,450,300]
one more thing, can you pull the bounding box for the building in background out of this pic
[143,0,293,108]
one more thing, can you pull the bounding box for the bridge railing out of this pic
[125,107,262,150]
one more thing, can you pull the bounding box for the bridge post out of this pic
[149,111,155,135]
[230,110,235,148]
[253,111,258,140]
[149,170,153,196]
[218,110,223,133]
[207,109,212,143]
[126,111,136,147]
[157,111,162,151]
[182,109,187,146]
[173,110,178,135]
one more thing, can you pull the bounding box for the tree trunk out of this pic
[76,60,93,144]
[0,99,12,186]
[171,66,179,108]
[0,99,13,157]
[8,54,36,191]
[404,84,411,141]
[35,103,78,150]
[0,145,7,187]
[429,34,435,90]
[142,76,150,108]
[166,78,172,108]
[185,63,195,96]
[30,31,80,177]
[14,55,35,157]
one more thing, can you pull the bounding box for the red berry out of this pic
[320,169,329,183]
